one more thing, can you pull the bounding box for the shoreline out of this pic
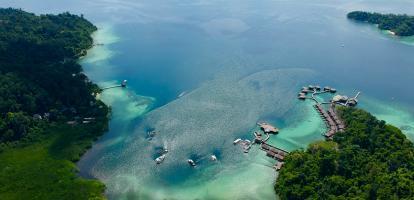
[72,28,113,198]
[0,9,110,199]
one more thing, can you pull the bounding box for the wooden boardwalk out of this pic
[101,85,123,90]
[101,80,127,91]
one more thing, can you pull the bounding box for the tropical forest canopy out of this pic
[347,11,414,36]
[0,8,105,144]
[275,107,414,199]
[0,8,108,199]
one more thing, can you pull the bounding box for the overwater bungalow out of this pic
[261,143,271,151]
[332,95,348,103]
[278,151,287,156]
[298,94,306,100]
[325,130,335,137]
[257,123,279,134]
[301,88,310,94]
[269,147,278,154]
[274,154,285,161]
[266,151,276,158]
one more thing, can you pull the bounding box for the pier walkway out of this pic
[298,84,358,139]
[101,80,128,91]
[102,85,123,90]
[234,122,288,171]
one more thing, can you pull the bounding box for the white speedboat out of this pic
[155,154,166,164]
[211,155,217,161]
[233,138,242,145]
[187,159,196,166]
[178,91,186,98]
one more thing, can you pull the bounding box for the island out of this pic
[0,8,108,199]
[347,11,414,36]
[275,107,414,199]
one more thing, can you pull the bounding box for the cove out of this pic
[1,0,414,199]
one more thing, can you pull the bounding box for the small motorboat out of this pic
[121,80,128,87]
[155,154,166,164]
[210,155,217,161]
[187,159,196,166]
[146,130,157,140]
[233,138,242,145]
[244,139,251,145]
[178,91,186,98]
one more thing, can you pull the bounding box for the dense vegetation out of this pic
[0,8,108,199]
[275,107,414,199]
[347,11,414,36]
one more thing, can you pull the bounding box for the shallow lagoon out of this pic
[76,24,414,199]
[2,0,414,199]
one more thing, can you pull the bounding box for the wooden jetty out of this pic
[296,84,357,142]
[296,85,356,139]
[101,80,127,91]
[233,123,286,170]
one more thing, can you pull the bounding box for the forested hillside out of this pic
[0,8,108,199]
[275,107,414,199]
[348,11,414,36]
[0,8,107,144]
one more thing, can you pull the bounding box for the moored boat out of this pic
[188,159,196,166]
[155,154,166,164]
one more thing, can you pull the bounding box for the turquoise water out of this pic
[2,0,414,199]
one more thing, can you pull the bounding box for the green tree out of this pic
[275,108,414,199]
